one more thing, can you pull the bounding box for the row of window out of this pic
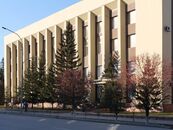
[83,10,136,78]
[83,66,102,79]
[112,34,136,52]
[112,10,136,29]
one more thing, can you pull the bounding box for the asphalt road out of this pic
[0,114,171,130]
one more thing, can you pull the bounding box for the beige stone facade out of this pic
[4,0,173,111]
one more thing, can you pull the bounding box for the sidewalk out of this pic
[0,108,173,129]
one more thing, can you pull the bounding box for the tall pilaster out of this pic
[118,0,127,85]
[30,35,36,62]
[4,45,11,99]
[54,26,62,62]
[37,32,44,62]
[11,43,17,98]
[102,6,111,71]
[45,29,52,70]
[88,11,96,102]
[23,39,29,75]
[17,41,22,91]
[75,17,83,71]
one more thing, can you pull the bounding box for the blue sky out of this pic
[0,0,79,61]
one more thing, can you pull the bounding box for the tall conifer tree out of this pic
[54,22,81,75]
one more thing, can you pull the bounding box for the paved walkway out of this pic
[0,109,172,129]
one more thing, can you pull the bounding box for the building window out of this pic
[83,25,88,39]
[97,65,102,79]
[112,16,118,29]
[97,42,101,55]
[84,39,88,57]
[128,10,136,24]
[43,39,46,65]
[128,61,135,74]
[73,30,76,40]
[83,67,88,77]
[83,25,88,57]
[97,22,102,55]
[28,44,30,67]
[97,22,102,36]
[51,37,55,63]
[112,38,119,52]
[128,34,136,48]
[35,41,38,65]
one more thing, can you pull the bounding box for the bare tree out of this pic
[130,54,170,123]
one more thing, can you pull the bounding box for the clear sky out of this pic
[0,0,79,61]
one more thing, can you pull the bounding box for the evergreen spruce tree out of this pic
[0,58,4,105]
[46,63,57,109]
[54,22,82,109]
[54,22,81,74]
[37,54,47,109]
[101,52,124,119]
[23,57,39,108]
[103,52,119,79]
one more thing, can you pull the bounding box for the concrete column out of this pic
[37,32,44,60]
[30,35,36,63]
[11,43,17,98]
[23,39,29,75]
[102,6,111,71]
[75,17,83,71]
[17,41,22,91]
[64,21,68,30]
[118,0,127,85]
[54,26,62,62]
[45,29,52,70]
[4,45,11,99]
[88,11,96,102]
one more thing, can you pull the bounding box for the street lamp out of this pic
[2,26,23,106]
[2,27,22,41]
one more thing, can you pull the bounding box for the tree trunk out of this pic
[63,103,66,110]
[42,102,44,109]
[31,103,33,109]
[145,109,149,124]
[51,103,53,110]
[115,113,118,120]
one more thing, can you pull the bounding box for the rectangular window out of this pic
[51,37,55,63]
[112,38,119,52]
[28,44,30,68]
[97,22,102,55]
[97,22,102,35]
[83,25,88,39]
[97,65,102,79]
[43,39,46,65]
[35,41,38,65]
[83,25,88,57]
[83,67,88,77]
[128,10,136,24]
[112,16,118,29]
[128,61,135,74]
[73,30,76,40]
[97,42,101,55]
[84,39,88,57]
[128,34,136,48]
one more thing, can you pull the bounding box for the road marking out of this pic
[67,120,76,124]
[56,128,70,130]
[108,124,120,130]
[39,118,46,122]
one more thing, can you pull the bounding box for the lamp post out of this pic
[2,26,23,106]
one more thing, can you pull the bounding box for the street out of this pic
[0,114,171,130]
